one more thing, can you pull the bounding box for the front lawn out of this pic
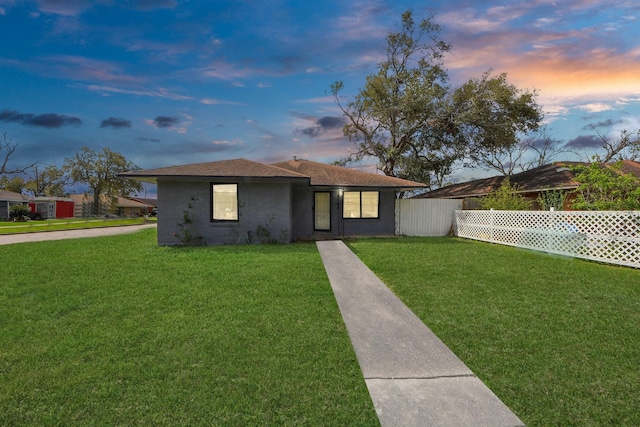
[0,217,153,234]
[348,237,640,427]
[0,229,378,426]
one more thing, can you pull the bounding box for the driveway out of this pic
[0,223,157,245]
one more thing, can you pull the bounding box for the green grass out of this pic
[347,237,640,427]
[0,217,154,234]
[0,229,378,426]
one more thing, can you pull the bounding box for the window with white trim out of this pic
[212,183,238,221]
[343,191,379,218]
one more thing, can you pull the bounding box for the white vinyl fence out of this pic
[395,199,462,236]
[454,210,640,269]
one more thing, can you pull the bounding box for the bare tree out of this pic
[474,127,567,176]
[594,129,640,162]
[521,129,566,170]
[1,133,35,176]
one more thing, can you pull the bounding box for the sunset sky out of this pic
[1,0,639,186]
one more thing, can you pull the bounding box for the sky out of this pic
[1,0,640,189]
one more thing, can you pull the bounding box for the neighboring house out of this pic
[70,194,155,217]
[122,158,425,245]
[28,197,75,219]
[131,197,157,216]
[416,160,640,210]
[0,189,29,220]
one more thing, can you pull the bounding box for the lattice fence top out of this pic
[454,210,640,269]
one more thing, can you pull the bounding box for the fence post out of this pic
[490,208,495,242]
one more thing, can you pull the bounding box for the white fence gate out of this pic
[454,210,640,269]
[395,199,462,236]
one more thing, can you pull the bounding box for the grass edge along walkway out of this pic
[347,236,640,427]
[0,217,153,234]
[0,229,379,426]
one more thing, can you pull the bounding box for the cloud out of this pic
[577,103,614,113]
[582,119,622,131]
[295,115,345,138]
[100,117,132,129]
[33,0,177,16]
[153,116,180,128]
[136,137,160,142]
[212,139,243,146]
[127,0,178,11]
[0,109,82,128]
[564,135,601,149]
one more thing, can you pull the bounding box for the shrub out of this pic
[479,178,532,210]
[9,204,29,221]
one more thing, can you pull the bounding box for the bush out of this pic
[9,204,29,221]
[479,178,532,210]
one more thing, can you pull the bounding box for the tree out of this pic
[570,161,640,210]
[332,11,542,189]
[593,129,640,162]
[1,132,35,176]
[478,178,532,210]
[64,147,142,215]
[0,175,26,193]
[25,165,68,197]
[451,71,542,173]
[474,127,565,176]
[331,10,451,188]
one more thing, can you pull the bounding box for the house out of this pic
[28,197,75,219]
[69,194,155,217]
[121,158,426,245]
[130,197,157,216]
[0,189,29,220]
[416,160,640,210]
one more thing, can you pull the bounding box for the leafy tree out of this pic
[332,10,451,187]
[332,11,542,188]
[64,147,142,215]
[451,71,542,173]
[0,175,25,193]
[570,161,640,210]
[1,132,35,176]
[537,189,569,211]
[478,178,532,210]
[25,165,68,197]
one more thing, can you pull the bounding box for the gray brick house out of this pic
[122,158,425,245]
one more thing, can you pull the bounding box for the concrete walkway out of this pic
[316,240,524,427]
[0,223,156,245]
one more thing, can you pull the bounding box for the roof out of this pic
[131,197,158,207]
[418,160,640,199]
[418,161,584,199]
[123,158,427,189]
[121,158,309,182]
[69,194,154,208]
[0,190,29,202]
[271,159,425,188]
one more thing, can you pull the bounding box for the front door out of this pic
[314,192,331,231]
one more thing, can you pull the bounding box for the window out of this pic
[343,191,379,218]
[212,183,238,220]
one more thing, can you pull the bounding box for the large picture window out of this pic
[212,183,238,221]
[343,191,379,218]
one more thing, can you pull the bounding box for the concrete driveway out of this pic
[0,223,156,245]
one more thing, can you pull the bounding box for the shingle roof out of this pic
[0,190,28,202]
[417,161,583,199]
[122,158,309,181]
[123,158,427,189]
[69,194,155,208]
[417,160,640,199]
[271,159,426,188]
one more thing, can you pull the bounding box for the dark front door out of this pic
[314,192,331,231]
